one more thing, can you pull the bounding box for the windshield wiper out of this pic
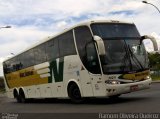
[127,44,144,70]
[120,52,130,72]
[121,40,133,72]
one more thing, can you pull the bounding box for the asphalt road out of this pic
[0,83,160,119]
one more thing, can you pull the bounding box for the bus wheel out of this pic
[13,90,21,103]
[68,83,84,103]
[19,90,26,103]
[109,94,121,99]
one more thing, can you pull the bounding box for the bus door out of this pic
[79,68,94,97]
[74,26,104,97]
[86,42,105,96]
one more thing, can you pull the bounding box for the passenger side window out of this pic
[3,61,9,74]
[3,30,76,74]
[59,30,76,57]
[19,53,26,69]
[34,44,47,64]
[46,38,59,61]
[19,49,34,68]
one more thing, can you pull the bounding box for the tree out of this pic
[148,52,160,71]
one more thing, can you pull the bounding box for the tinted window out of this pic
[13,56,22,71]
[3,62,7,74]
[9,58,14,72]
[17,55,23,70]
[19,53,26,69]
[4,56,22,73]
[28,49,35,67]
[3,61,11,74]
[34,44,47,64]
[46,37,59,61]
[3,30,76,74]
[74,26,92,58]
[59,30,76,57]
[74,26,101,74]
[19,49,34,68]
[91,23,140,39]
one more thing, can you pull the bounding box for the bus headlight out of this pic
[105,80,120,85]
[146,76,150,79]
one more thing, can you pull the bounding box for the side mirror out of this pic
[141,35,158,51]
[93,35,106,55]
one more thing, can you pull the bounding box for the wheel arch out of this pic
[18,87,27,98]
[67,79,83,97]
[13,88,19,98]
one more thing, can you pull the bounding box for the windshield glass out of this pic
[91,23,149,74]
[91,23,140,38]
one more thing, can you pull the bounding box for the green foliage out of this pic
[151,74,160,81]
[0,88,5,93]
[148,52,160,71]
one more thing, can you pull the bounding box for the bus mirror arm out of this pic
[93,35,106,55]
[141,35,158,51]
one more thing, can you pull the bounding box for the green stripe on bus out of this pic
[49,58,64,83]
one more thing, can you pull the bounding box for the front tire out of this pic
[68,84,84,103]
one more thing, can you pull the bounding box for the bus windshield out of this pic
[91,23,149,74]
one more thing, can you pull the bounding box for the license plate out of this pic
[130,85,139,91]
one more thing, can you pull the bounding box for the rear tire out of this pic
[109,94,121,99]
[68,83,84,103]
[13,90,21,103]
[19,90,26,103]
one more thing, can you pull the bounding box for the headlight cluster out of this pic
[146,76,151,79]
[105,80,120,85]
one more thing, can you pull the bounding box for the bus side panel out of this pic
[3,55,93,99]
[63,55,82,98]
[6,89,14,98]
[38,83,53,98]
[63,55,94,97]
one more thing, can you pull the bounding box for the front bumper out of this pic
[105,78,152,96]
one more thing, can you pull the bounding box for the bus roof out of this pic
[3,20,134,62]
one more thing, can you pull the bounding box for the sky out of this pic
[0,0,160,76]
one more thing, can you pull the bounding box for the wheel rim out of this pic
[72,88,81,99]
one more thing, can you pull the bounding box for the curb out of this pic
[152,81,160,83]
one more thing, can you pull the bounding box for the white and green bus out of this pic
[3,20,158,103]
